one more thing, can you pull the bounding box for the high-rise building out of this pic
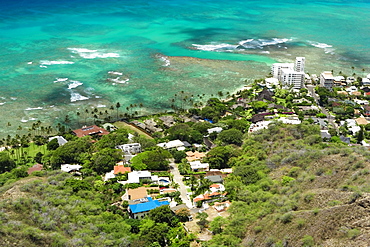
[272,63,294,79]
[320,71,335,89]
[295,57,305,73]
[271,57,306,89]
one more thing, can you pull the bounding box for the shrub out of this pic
[303,193,315,203]
[281,176,295,186]
[301,235,314,246]
[327,200,342,206]
[253,225,263,233]
[280,212,293,224]
[296,218,306,229]
[312,208,319,215]
[347,228,361,239]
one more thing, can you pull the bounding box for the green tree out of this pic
[131,147,172,171]
[148,205,178,227]
[196,212,209,232]
[91,148,123,174]
[205,145,238,169]
[210,216,227,234]
[0,152,16,173]
[47,138,59,150]
[217,128,243,146]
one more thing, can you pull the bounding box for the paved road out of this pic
[307,85,338,132]
[169,162,193,209]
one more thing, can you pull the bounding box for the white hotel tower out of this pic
[271,57,305,89]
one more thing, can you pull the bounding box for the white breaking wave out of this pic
[67,48,120,59]
[40,60,74,65]
[192,43,238,52]
[159,56,171,66]
[238,38,291,49]
[108,71,123,76]
[25,107,43,110]
[308,41,335,54]
[193,38,292,52]
[10,97,17,100]
[0,102,6,105]
[108,77,129,84]
[70,92,89,102]
[20,117,37,123]
[97,104,106,108]
[68,80,83,89]
[53,78,69,83]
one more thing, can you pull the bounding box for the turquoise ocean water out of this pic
[0,0,370,135]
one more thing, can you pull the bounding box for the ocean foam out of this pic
[308,41,335,54]
[97,104,106,108]
[53,78,69,83]
[0,102,6,105]
[159,56,171,66]
[25,107,43,110]
[238,38,291,49]
[68,80,83,89]
[108,71,123,76]
[192,43,238,52]
[10,97,17,100]
[40,60,74,65]
[68,48,120,59]
[70,92,89,102]
[108,77,129,84]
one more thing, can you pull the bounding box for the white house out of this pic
[61,164,82,173]
[48,136,68,146]
[157,140,184,149]
[189,161,209,172]
[127,171,159,184]
[207,127,223,134]
[116,143,141,155]
[320,71,335,89]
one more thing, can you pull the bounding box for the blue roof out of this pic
[129,199,169,214]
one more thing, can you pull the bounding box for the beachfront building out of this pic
[272,63,294,79]
[280,69,305,89]
[320,71,335,89]
[271,57,306,89]
[294,57,305,73]
[72,125,109,138]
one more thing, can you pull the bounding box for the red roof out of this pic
[27,164,43,175]
[210,184,220,188]
[114,166,131,175]
[72,125,109,138]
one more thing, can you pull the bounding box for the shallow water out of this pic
[0,0,369,135]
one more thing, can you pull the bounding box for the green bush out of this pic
[303,193,315,203]
[296,218,306,229]
[254,225,263,233]
[280,212,293,224]
[301,235,314,246]
[347,228,360,239]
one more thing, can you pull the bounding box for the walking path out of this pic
[169,162,193,209]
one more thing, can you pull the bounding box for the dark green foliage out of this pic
[90,148,123,174]
[148,205,178,227]
[50,137,92,169]
[217,128,243,146]
[131,147,172,171]
[233,165,263,185]
[167,123,203,143]
[47,138,59,150]
[205,145,239,169]
[34,152,43,163]
[0,152,16,173]
[93,128,129,149]
[171,150,187,163]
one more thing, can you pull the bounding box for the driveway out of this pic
[169,162,193,208]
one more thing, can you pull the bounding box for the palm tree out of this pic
[116,102,121,121]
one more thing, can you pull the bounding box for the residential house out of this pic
[124,187,160,201]
[27,164,43,175]
[205,175,223,183]
[249,120,272,133]
[364,105,370,116]
[207,127,223,134]
[186,151,206,162]
[355,117,368,126]
[209,184,225,193]
[114,166,131,175]
[193,191,227,206]
[116,143,141,155]
[214,201,231,212]
[159,115,176,128]
[128,197,170,219]
[257,88,274,101]
[320,130,332,141]
[72,125,109,138]
[61,164,82,173]
[126,171,159,184]
[157,140,186,150]
[48,136,68,146]
[189,161,209,172]
[320,71,334,89]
